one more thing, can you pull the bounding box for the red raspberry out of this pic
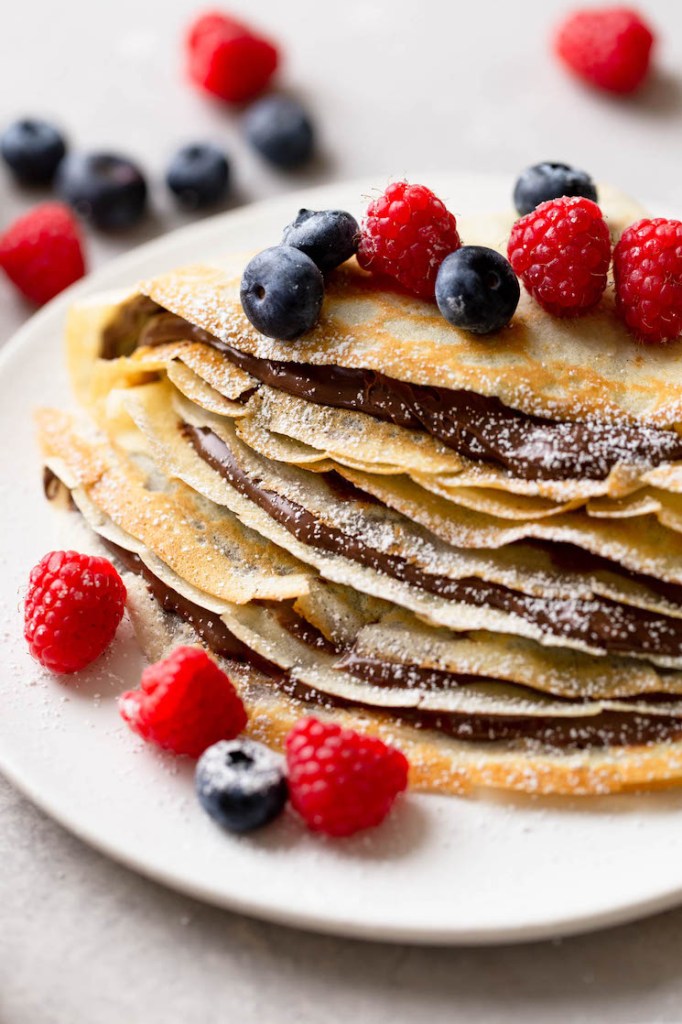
[0,203,86,305]
[186,11,279,104]
[285,717,409,837]
[24,551,126,674]
[357,181,461,300]
[554,6,655,94]
[120,646,247,758]
[613,218,682,343]
[507,196,611,317]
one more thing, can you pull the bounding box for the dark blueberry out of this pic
[55,152,147,230]
[166,143,230,210]
[513,162,598,216]
[196,738,288,833]
[243,96,314,170]
[282,209,359,273]
[435,246,520,335]
[240,245,324,340]
[0,118,66,185]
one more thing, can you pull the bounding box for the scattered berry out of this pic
[243,96,315,170]
[240,245,324,340]
[285,717,409,837]
[0,203,86,305]
[56,152,148,230]
[166,143,230,209]
[196,738,288,832]
[554,6,655,94]
[282,208,359,273]
[24,550,126,674]
[357,181,461,300]
[507,196,611,317]
[435,246,520,335]
[613,218,682,343]
[186,11,279,104]
[513,162,598,216]
[119,645,247,758]
[1,118,67,185]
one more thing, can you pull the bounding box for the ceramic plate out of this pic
[3,174,682,945]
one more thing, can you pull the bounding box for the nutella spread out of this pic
[105,540,284,681]
[183,422,682,659]
[102,299,682,483]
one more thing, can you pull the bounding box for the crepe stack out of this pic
[37,194,682,796]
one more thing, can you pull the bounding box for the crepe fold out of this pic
[43,195,682,795]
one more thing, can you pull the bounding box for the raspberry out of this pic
[554,6,655,94]
[0,203,85,305]
[119,646,247,758]
[357,182,461,300]
[613,218,682,343]
[186,11,279,104]
[285,717,409,837]
[507,196,611,317]
[24,551,126,674]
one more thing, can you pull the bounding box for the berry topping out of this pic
[119,646,247,758]
[186,11,279,104]
[24,550,126,674]
[243,96,315,170]
[166,143,231,209]
[0,203,86,305]
[513,162,598,217]
[507,196,611,317]
[613,218,682,344]
[435,246,520,335]
[285,717,409,837]
[554,6,655,94]
[357,181,461,300]
[55,152,148,230]
[282,208,359,273]
[240,245,324,340]
[1,118,67,185]
[196,738,288,832]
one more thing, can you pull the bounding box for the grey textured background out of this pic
[3,1,682,1020]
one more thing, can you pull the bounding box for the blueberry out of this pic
[55,152,147,230]
[513,162,598,216]
[196,738,288,833]
[166,143,230,210]
[282,209,359,273]
[240,245,324,340]
[0,118,66,185]
[243,96,314,170]
[435,246,520,335]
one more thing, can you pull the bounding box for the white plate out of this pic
[3,173,682,946]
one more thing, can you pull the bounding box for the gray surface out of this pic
[3,0,682,1020]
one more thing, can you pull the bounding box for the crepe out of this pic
[36,417,682,796]
[40,187,682,796]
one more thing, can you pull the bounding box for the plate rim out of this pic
[5,746,682,946]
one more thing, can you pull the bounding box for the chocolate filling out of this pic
[101,536,682,750]
[335,652,494,691]
[525,538,682,609]
[104,540,286,680]
[101,296,163,360]
[183,422,682,660]
[102,300,682,482]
